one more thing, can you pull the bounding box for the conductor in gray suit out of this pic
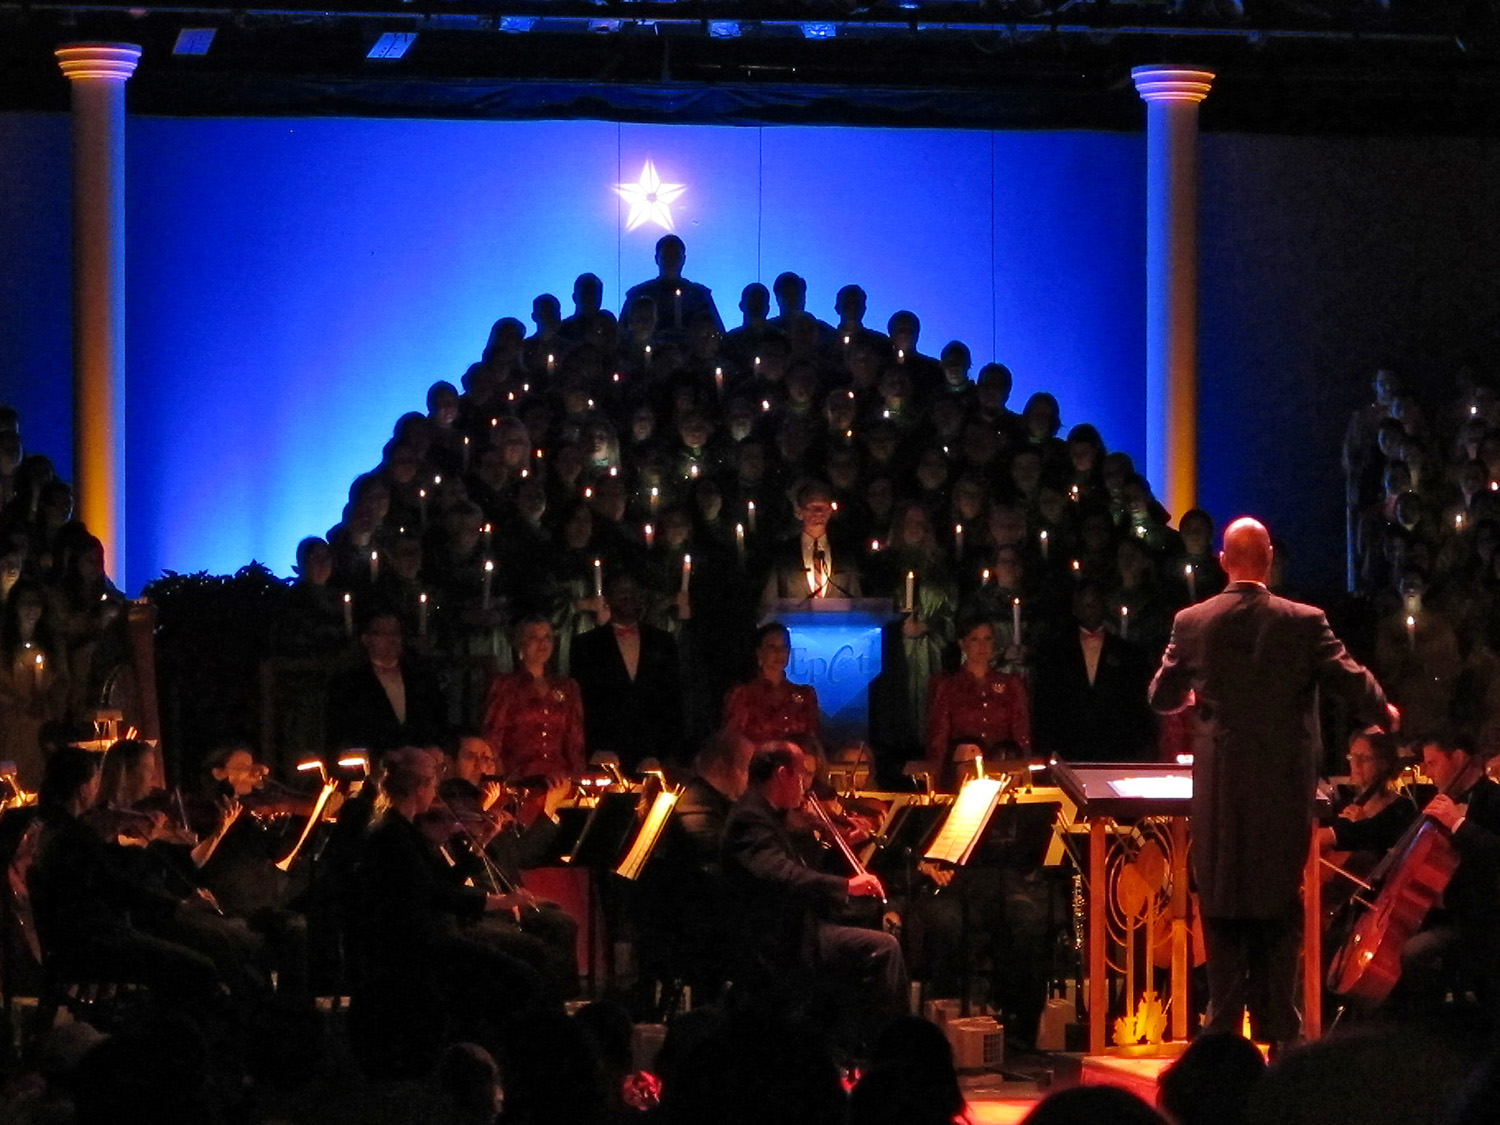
[1149,517,1398,1050]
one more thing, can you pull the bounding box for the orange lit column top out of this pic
[1132,66,1214,526]
[55,43,141,594]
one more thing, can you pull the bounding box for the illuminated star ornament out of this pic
[616,160,686,232]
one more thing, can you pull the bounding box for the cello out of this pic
[1326,766,1468,1004]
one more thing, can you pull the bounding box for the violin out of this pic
[240,779,323,821]
[85,788,202,848]
[800,792,886,904]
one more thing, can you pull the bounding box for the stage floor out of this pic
[962,1053,1178,1122]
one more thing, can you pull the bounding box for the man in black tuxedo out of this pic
[325,608,448,756]
[759,479,863,612]
[570,571,683,771]
[721,743,904,1044]
[1149,517,1396,1049]
[1031,582,1156,762]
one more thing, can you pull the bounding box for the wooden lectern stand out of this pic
[1053,762,1195,1056]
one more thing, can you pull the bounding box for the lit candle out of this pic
[644,523,655,549]
[689,463,699,479]
[747,500,757,534]
[870,539,881,553]
[433,474,442,488]
[482,559,495,611]
[1071,559,1081,579]
[904,571,915,614]
[1406,614,1416,649]
[1119,605,1130,639]
[462,435,471,472]
[842,334,851,352]
[481,523,493,551]
[1185,563,1197,602]
[754,355,761,371]
[1456,511,1466,531]
[593,557,604,599]
[715,366,724,396]
[736,522,746,563]
[547,353,556,376]
[343,593,354,637]
[674,288,683,328]
[680,553,692,595]
[369,550,379,584]
[1069,485,1080,502]
[650,486,660,518]
[612,371,622,384]
[954,523,965,555]
[1039,529,1049,561]
[418,489,427,526]
[583,487,593,500]
[982,568,991,585]
[762,399,772,413]
[609,466,618,478]
[32,651,44,693]
[534,448,544,464]
[418,592,428,637]
[1012,597,1022,644]
[644,344,653,370]
[897,348,906,364]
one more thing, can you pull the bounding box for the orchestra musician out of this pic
[1149,517,1396,1053]
[436,733,580,996]
[481,616,586,781]
[722,623,823,763]
[720,742,905,1050]
[634,729,749,1005]
[1316,728,1415,860]
[87,738,268,998]
[194,742,314,1002]
[1395,734,1500,1026]
[27,746,222,1005]
[354,747,557,1051]
[925,618,1031,791]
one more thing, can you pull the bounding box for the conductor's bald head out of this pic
[1220,518,1273,584]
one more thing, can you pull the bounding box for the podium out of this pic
[763,598,900,746]
[1052,761,1194,1056]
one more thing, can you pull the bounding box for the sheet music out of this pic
[615,789,679,881]
[923,777,1005,866]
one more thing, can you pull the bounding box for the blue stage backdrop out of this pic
[4,117,1148,590]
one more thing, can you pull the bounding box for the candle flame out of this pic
[484,560,494,573]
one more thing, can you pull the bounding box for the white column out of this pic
[55,42,141,593]
[1132,65,1214,524]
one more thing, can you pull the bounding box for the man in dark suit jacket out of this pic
[1149,517,1395,1048]
[325,609,448,756]
[759,478,863,613]
[1032,582,1156,762]
[721,743,903,1045]
[570,572,683,771]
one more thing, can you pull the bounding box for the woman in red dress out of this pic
[926,619,1030,790]
[481,616,586,780]
[722,623,823,760]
